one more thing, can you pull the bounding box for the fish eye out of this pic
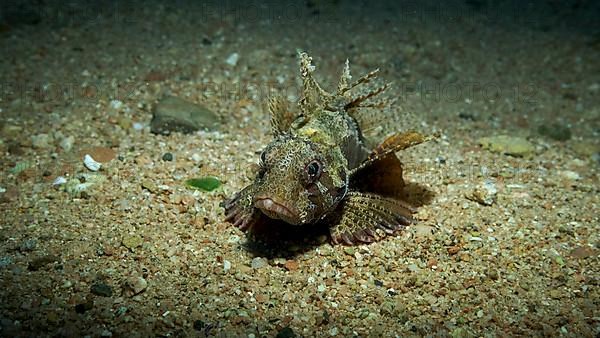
[257,166,266,180]
[259,150,267,165]
[256,151,268,180]
[305,159,322,182]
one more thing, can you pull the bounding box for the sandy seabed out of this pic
[0,1,598,337]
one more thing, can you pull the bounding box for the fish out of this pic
[223,52,428,245]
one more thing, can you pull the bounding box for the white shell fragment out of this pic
[52,176,68,186]
[109,99,123,110]
[83,154,102,171]
[225,52,239,66]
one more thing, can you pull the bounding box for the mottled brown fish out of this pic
[223,52,428,245]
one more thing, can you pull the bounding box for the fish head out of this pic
[251,135,348,225]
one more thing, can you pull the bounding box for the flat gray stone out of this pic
[151,96,220,135]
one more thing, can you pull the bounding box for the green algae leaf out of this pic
[10,161,31,175]
[185,176,222,191]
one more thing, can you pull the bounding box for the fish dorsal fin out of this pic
[268,96,296,136]
[333,59,396,143]
[337,59,351,94]
[337,66,380,97]
[298,52,333,116]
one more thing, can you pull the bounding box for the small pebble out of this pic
[162,152,173,161]
[116,116,132,129]
[276,327,295,338]
[116,306,128,316]
[343,247,355,256]
[412,224,435,239]
[466,180,497,206]
[19,239,37,252]
[118,199,131,211]
[122,234,143,251]
[75,300,93,314]
[59,136,75,151]
[407,264,420,273]
[0,256,13,268]
[31,133,52,149]
[122,276,148,296]
[549,289,562,299]
[447,246,461,255]
[7,142,23,155]
[110,100,123,110]
[487,269,499,280]
[225,52,240,66]
[380,300,395,316]
[284,260,298,271]
[559,170,580,181]
[223,260,231,272]
[317,310,330,325]
[135,155,152,166]
[191,153,202,163]
[141,180,158,193]
[90,282,113,297]
[227,235,241,244]
[251,257,267,269]
[28,255,59,271]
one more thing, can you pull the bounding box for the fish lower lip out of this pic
[254,197,297,221]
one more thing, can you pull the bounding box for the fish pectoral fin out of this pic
[223,185,261,231]
[350,131,430,176]
[330,191,415,245]
[351,153,405,197]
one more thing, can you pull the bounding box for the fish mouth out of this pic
[254,197,299,224]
